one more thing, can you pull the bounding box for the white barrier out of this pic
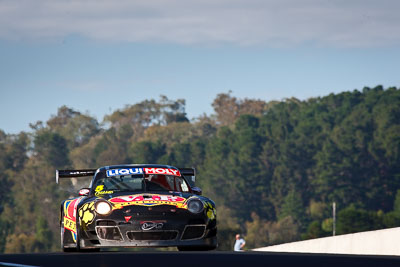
[253,227,400,256]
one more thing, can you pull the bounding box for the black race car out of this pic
[57,164,217,252]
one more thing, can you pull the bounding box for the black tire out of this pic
[75,216,83,252]
[76,216,100,253]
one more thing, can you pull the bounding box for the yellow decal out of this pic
[95,185,104,192]
[112,201,187,210]
[95,190,114,196]
[63,197,83,243]
[64,216,76,233]
[79,202,95,225]
[110,194,188,210]
[94,185,114,196]
[205,202,216,220]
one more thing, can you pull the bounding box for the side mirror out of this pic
[192,187,202,196]
[78,188,90,196]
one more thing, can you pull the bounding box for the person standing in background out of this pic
[234,234,246,251]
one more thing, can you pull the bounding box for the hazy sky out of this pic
[1,0,400,133]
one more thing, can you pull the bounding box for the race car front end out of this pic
[77,194,217,250]
[58,165,218,251]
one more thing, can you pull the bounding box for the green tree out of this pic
[46,106,100,149]
[302,221,326,240]
[279,191,306,227]
[129,141,166,164]
[35,216,53,251]
[336,205,383,235]
[34,131,70,168]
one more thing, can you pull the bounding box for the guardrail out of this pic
[253,227,400,256]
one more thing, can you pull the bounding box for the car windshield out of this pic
[92,174,190,193]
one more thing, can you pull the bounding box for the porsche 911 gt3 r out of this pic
[57,164,217,252]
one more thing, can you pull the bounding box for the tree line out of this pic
[1,85,400,252]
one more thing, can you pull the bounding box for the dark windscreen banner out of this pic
[178,168,195,176]
[178,168,196,186]
[56,169,96,183]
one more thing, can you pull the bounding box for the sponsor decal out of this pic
[124,216,132,222]
[94,185,114,196]
[64,216,76,233]
[140,220,165,231]
[107,168,143,177]
[95,190,114,196]
[144,168,181,176]
[79,188,90,195]
[106,167,181,177]
[110,194,187,209]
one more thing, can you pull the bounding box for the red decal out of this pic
[66,198,80,219]
[111,197,132,203]
[163,195,185,202]
[169,169,180,176]
[110,194,185,203]
[132,196,144,201]
[144,168,181,176]
[124,216,132,222]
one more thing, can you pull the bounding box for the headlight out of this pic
[95,201,112,215]
[187,199,204,214]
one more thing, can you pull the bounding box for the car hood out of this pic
[91,191,197,210]
[109,193,189,209]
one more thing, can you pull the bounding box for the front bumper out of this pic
[79,211,217,248]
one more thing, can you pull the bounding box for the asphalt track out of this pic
[1,251,400,267]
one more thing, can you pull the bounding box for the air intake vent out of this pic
[127,231,178,241]
[181,225,206,240]
[96,226,123,241]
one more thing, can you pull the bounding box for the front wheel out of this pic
[61,212,77,252]
[75,217,100,252]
